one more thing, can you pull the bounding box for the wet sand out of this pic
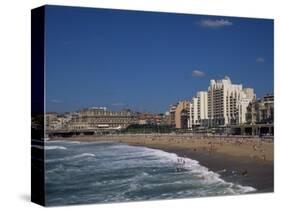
[50,134,274,192]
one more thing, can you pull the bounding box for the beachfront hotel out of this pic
[246,94,274,125]
[188,91,209,128]
[68,107,138,130]
[46,107,138,131]
[170,76,256,129]
[207,76,256,127]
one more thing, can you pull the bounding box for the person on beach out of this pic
[242,170,248,176]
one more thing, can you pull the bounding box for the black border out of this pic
[31,6,45,206]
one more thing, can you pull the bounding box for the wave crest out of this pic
[46,152,96,163]
[32,145,67,150]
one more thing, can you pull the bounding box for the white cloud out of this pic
[192,70,206,77]
[256,57,265,63]
[199,19,233,28]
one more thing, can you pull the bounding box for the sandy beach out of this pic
[50,134,274,192]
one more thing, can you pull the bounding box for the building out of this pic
[188,97,199,128]
[137,112,154,125]
[196,91,209,127]
[207,76,255,127]
[237,88,255,124]
[46,112,60,131]
[169,100,189,128]
[67,107,137,130]
[154,113,171,125]
[186,91,209,129]
[246,94,274,124]
[168,77,256,129]
[136,112,169,125]
[46,112,74,131]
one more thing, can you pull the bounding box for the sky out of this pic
[45,5,274,113]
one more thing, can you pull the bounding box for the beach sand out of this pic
[50,134,274,192]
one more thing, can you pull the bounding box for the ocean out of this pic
[39,140,256,206]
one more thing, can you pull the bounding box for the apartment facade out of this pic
[168,77,256,129]
[45,112,73,131]
[169,100,189,129]
[246,94,274,124]
[136,112,170,125]
[188,97,198,128]
[67,107,137,130]
[196,91,209,127]
[207,76,255,127]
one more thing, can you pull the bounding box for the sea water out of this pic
[37,140,256,206]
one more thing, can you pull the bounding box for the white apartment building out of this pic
[197,91,208,127]
[186,91,209,128]
[207,76,255,127]
[238,88,255,124]
[189,97,199,128]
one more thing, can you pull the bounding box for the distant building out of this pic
[197,91,209,127]
[246,94,274,124]
[187,91,209,129]
[169,100,189,129]
[237,88,255,124]
[67,107,137,130]
[137,112,156,125]
[190,96,199,127]
[46,112,60,130]
[168,77,256,129]
[207,76,255,127]
[137,112,172,126]
[180,108,189,129]
[154,113,171,125]
[164,111,171,125]
[46,112,73,131]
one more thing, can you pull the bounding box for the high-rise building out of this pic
[196,91,208,127]
[186,91,209,129]
[189,97,199,128]
[207,76,255,127]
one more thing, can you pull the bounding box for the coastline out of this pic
[155,147,273,193]
[50,134,274,193]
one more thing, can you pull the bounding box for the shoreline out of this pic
[151,147,273,192]
[49,134,274,192]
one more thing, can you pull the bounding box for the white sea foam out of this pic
[72,153,96,159]
[137,146,256,194]
[234,184,256,193]
[32,145,67,150]
[92,142,256,194]
[45,141,259,205]
[46,152,95,163]
[68,141,81,144]
[45,146,67,150]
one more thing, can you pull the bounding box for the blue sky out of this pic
[45,5,273,113]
